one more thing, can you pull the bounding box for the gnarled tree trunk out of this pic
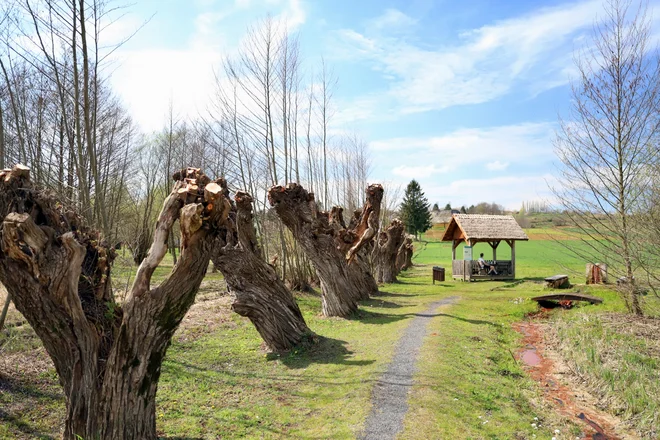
[396,236,414,272]
[327,184,384,300]
[0,165,225,440]
[212,188,312,352]
[377,219,405,283]
[344,184,383,298]
[328,207,374,302]
[268,183,359,317]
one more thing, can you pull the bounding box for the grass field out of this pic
[1,226,658,439]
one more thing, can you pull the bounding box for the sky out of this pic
[105,0,660,210]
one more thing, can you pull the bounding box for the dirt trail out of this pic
[361,296,458,440]
[514,322,639,440]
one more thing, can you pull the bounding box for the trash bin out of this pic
[432,266,445,284]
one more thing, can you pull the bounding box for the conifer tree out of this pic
[400,180,433,239]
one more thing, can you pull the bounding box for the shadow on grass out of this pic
[0,409,57,440]
[159,437,204,440]
[372,291,410,298]
[358,298,403,309]
[349,309,409,325]
[167,335,374,374]
[0,373,62,401]
[0,373,63,439]
[434,313,500,328]
[274,335,375,369]
[346,310,499,329]
[490,279,531,291]
[522,277,545,282]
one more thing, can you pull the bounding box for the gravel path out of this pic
[361,296,458,440]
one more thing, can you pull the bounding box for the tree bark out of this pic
[268,183,359,317]
[0,165,224,440]
[377,219,405,283]
[0,290,10,332]
[212,189,313,352]
[396,236,414,272]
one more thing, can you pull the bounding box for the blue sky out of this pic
[106,0,660,210]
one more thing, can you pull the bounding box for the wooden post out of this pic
[452,239,457,260]
[489,240,500,261]
[510,240,516,279]
[466,239,473,281]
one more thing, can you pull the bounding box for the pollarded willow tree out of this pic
[0,165,227,440]
[327,183,384,300]
[269,183,356,317]
[211,185,313,352]
[554,0,660,315]
[396,236,414,272]
[376,219,406,283]
[268,183,383,317]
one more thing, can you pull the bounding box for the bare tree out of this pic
[0,166,226,439]
[0,0,137,243]
[211,188,312,351]
[268,183,359,317]
[553,0,660,315]
[376,219,406,283]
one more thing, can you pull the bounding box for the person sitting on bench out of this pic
[478,253,498,275]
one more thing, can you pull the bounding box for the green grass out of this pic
[1,229,659,439]
[555,312,660,438]
[414,238,591,279]
[400,277,552,439]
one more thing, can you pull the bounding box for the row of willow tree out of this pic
[0,0,402,292]
[0,164,413,440]
[0,2,416,438]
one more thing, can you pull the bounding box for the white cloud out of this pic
[110,49,222,132]
[367,9,417,31]
[370,122,555,172]
[368,122,557,209]
[392,164,449,179]
[486,160,509,171]
[424,175,557,210]
[109,0,306,132]
[334,1,604,117]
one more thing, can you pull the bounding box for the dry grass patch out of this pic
[555,312,660,438]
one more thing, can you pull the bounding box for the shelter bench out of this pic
[544,274,569,289]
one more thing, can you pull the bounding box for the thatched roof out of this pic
[441,214,529,242]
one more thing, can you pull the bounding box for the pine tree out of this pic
[400,180,433,239]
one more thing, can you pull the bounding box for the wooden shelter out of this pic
[441,214,529,281]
